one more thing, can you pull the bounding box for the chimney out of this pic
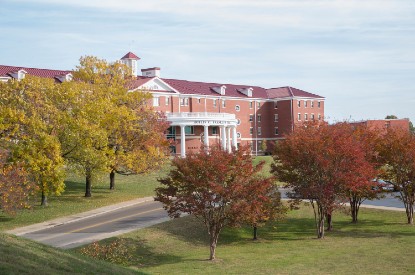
[141,67,161,78]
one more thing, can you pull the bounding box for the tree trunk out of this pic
[253,225,258,240]
[85,168,92,197]
[317,204,325,238]
[41,189,48,206]
[350,196,361,224]
[209,233,219,260]
[405,203,414,225]
[402,193,414,225]
[110,170,115,190]
[326,213,333,231]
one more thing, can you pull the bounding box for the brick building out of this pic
[351,118,410,133]
[1,52,325,156]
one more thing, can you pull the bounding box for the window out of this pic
[222,99,226,108]
[311,101,314,108]
[212,126,218,135]
[257,114,261,122]
[180,97,189,106]
[235,105,240,111]
[274,114,279,122]
[198,98,201,104]
[237,132,241,138]
[250,101,253,109]
[318,114,321,120]
[275,127,279,135]
[185,126,194,135]
[257,101,261,108]
[318,101,321,108]
[250,127,253,135]
[274,101,278,109]
[311,114,315,120]
[298,113,301,121]
[237,119,241,125]
[249,114,253,122]
[153,97,160,106]
[213,99,217,107]
[165,96,169,105]
[297,100,301,107]
[258,140,263,151]
[305,113,308,121]
[304,101,308,108]
[258,127,262,135]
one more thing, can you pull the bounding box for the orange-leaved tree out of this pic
[155,145,284,260]
[272,121,378,238]
[377,127,415,224]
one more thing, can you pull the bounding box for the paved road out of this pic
[279,188,404,209]
[9,199,168,249]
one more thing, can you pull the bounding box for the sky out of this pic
[1,0,414,123]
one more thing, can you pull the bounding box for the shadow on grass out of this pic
[75,237,183,269]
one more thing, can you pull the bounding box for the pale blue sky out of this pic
[1,0,414,123]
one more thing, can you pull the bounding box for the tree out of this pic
[0,149,37,214]
[272,121,378,238]
[377,127,415,224]
[385,115,398,119]
[155,145,284,260]
[0,76,66,205]
[72,56,170,194]
[343,125,380,223]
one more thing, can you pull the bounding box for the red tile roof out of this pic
[266,86,323,99]
[0,65,71,80]
[121,52,140,60]
[162,78,269,98]
[159,78,323,99]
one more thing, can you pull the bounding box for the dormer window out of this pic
[238,87,253,97]
[9,69,27,80]
[211,85,226,95]
[56,73,73,82]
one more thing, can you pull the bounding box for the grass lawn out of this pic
[74,206,415,275]
[0,233,138,275]
[0,164,170,231]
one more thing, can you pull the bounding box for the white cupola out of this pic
[120,52,140,77]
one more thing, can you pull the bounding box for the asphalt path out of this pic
[14,200,169,249]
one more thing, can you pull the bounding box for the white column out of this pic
[220,125,227,150]
[226,127,231,152]
[232,126,237,149]
[204,125,209,149]
[180,125,186,157]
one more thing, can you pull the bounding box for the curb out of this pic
[6,196,155,236]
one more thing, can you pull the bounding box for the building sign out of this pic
[193,120,232,125]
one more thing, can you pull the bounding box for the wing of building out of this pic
[1,52,325,156]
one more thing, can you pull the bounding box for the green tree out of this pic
[385,115,398,119]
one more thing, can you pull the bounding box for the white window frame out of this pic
[235,105,240,111]
[274,114,278,122]
[258,127,262,136]
[153,97,160,107]
[298,113,301,121]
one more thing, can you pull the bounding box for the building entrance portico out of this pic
[167,112,238,157]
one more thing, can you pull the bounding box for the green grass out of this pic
[75,206,415,275]
[0,233,139,275]
[0,164,170,231]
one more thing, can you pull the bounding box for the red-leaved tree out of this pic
[344,125,381,223]
[155,145,285,260]
[377,127,415,224]
[272,121,378,238]
[0,150,37,214]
